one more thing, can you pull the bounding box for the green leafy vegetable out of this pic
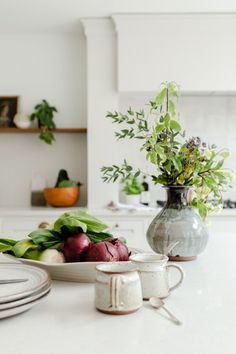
[0,210,115,260]
[52,210,108,234]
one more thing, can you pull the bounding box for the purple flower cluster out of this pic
[186,136,201,151]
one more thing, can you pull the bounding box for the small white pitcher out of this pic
[130,253,185,300]
[95,263,143,315]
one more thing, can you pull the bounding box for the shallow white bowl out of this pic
[6,248,144,283]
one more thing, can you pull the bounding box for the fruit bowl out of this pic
[5,248,144,283]
[43,187,80,207]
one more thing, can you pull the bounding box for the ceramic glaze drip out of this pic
[146,186,209,260]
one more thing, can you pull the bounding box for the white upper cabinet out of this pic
[113,14,236,93]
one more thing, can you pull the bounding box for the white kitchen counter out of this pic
[0,206,235,217]
[0,231,235,354]
[0,207,83,217]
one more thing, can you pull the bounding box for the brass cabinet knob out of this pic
[38,222,49,229]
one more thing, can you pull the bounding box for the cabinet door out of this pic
[0,217,56,240]
[102,219,150,251]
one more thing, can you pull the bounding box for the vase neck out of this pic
[165,187,190,208]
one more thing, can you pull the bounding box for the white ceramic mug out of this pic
[129,253,185,300]
[95,263,143,315]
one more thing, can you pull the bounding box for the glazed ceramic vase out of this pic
[146,186,209,261]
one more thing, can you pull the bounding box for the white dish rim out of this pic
[0,283,51,311]
[0,263,50,304]
[0,289,50,320]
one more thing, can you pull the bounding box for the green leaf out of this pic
[0,238,17,253]
[58,180,79,188]
[168,100,176,116]
[213,159,224,171]
[164,113,171,129]
[53,210,108,234]
[155,87,167,105]
[204,176,216,189]
[28,229,59,244]
[213,171,225,180]
[167,81,180,99]
[171,156,182,172]
[197,202,208,219]
[39,131,55,145]
[86,231,112,243]
[170,120,181,132]
[53,215,87,233]
[134,170,141,178]
[156,124,165,134]
[12,240,40,258]
[41,241,62,250]
[0,238,17,246]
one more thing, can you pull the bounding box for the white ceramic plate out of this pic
[0,289,50,320]
[0,264,50,304]
[5,248,144,283]
[0,283,51,310]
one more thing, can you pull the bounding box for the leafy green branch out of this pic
[106,108,148,140]
[101,160,141,183]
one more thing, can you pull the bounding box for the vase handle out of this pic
[167,264,185,293]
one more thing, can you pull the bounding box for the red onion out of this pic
[85,241,119,262]
[108,238,129,261]
[61,233,92,262]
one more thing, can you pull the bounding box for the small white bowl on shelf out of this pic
[13,114,31,129]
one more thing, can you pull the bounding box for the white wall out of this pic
[0,33,87,207]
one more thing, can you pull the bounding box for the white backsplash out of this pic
[119,94,236,205]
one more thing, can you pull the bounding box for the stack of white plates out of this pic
[0,263,51,319]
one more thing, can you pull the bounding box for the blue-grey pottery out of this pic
[146,186,209,261]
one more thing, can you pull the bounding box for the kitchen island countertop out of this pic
[0,230,235,354]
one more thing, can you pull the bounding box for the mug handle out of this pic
[167,264,185,293]
[110,275,123,311]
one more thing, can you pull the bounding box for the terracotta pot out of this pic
[43,187,80,207]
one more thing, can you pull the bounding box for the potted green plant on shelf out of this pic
[122,174,144,205]
[30,99,57,144]
[101,81,234,261]
[44,169,82,207]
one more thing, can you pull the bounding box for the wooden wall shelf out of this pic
[0,128,87,133]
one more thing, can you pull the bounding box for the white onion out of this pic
[39,249,65,263]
